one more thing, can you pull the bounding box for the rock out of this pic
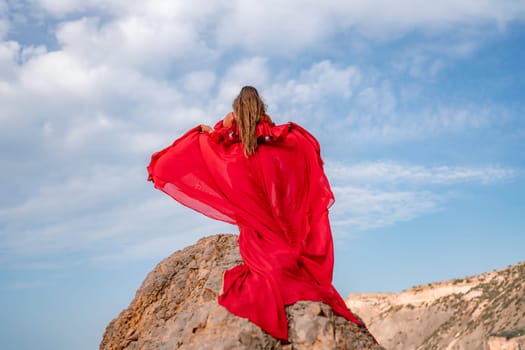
[101,234,383,350]
[347,261,525,350]
[488,334,525,350]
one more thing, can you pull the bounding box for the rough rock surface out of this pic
[487,334,525,350]
[347,261,525,350]
[101,234,383,350]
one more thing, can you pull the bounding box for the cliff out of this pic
[346,261,525,350]
[101,234,383,350]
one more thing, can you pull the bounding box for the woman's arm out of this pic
[200,112,233,133]
[200,124,213,133]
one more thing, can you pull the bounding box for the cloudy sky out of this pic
[1,1,524,349]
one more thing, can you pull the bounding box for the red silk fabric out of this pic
[147,116,364,340]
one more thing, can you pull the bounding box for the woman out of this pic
[147,86,364,341]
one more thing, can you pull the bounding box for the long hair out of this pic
[233,86,266,157]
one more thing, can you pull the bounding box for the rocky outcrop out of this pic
[101,234,382,350]
[488,333,525,350]
[346,261,525,350]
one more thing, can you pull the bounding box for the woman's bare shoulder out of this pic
[222,112,234,127]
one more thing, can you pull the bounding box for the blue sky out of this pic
[1,1,524,349]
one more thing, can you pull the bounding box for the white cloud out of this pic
[267,60,360,106]
[391,35,482,79]
[92,220,236,264]
[27,0,525,54]
[326,161,517,185]
[211,56,270,114]
[216,1,332,53]
[330,186,440,230]
[0,19,7,40]
[216,0,525,52]
[181,70,216,94]
[0,41,194,154]
[0,0,8,40]
[337,99,506,144]
[33,0,223,19]
[54,15,212,71]
[0,163,235,256]
[0,39,19,66]
[33,0,87,15]
[223,56,269,88]
[0,165,139,222]
[337,1,525,35]
[19,50,99,97]
[354,79,397,117]
[324,160,517,231]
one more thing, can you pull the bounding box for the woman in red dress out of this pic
[147,86,364,341]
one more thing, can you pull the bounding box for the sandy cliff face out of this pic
[487,334,525,350]
[346,261,525,350]
[101,234,383,350]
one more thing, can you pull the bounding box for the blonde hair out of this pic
[233,86,266,156]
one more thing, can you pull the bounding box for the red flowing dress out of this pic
[147,115,364,341]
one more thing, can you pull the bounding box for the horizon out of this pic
[1,1,524,349]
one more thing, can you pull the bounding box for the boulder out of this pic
[101,234,382,350]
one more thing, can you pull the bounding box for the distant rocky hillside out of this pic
[101,234,382,350]
[346,261,525,350]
